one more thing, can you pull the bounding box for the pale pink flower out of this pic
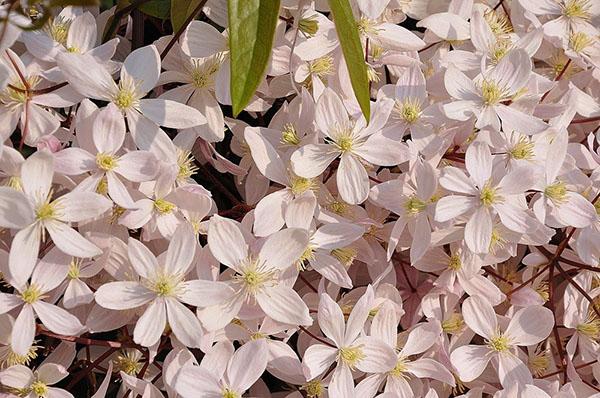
[0,363,73,398]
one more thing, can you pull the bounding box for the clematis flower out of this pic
[0,150,112,286]
[302,287,398,397]
[56,45,206,157]
[450,296,553,387]
[94,224,229,347]
[291,88,409,204]
[443,49,549,134]
[0,363,73,398]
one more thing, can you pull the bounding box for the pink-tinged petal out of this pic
[376,23,425,51]
[464,207,492,254]
[410,215,431,263]
[329,364,355,397]
[21,149,53,203]
[181,21,227,57]
[315,88,348,137]
[244,127,288,186]
[291,144,339,178]
[55,191,112,222]
[106,172,135,208]
[461,274,505,306]
[496,104,548,134]
[37,363,67,385]
[198,297,243,331]
[444,67,479,101]
[91,362,113,398]
[494,202,530,233]
[139,99,206,129]
[371,302,397,348]
[357,0,391,19]
[46,387,74,398]
[165,223,196,275]
[469,8,495,52]
[439,166,477,194]
[354,133,410,166]
[259,227,309,270]
[497,353,532,388]
[555,192,597,228]
[227,339,269,392]
[408,358,455,385]
[93,103,126,153]
[385,376,414,397]
[449,345,492,382]
[179,280,235,307]
[302,344,338,380]
[53,148,96,176]
[318,293,345,347]
[8,224,42,289]
[354,336,397,373]
[465,142,492,188]
[253,190,288,237]
[312,223,365,250]
[311,252,353,288]
[114,150,159,182]
[133,298,166,347]
[56,53,116,100]
[12,305,36,356]
[462,296,497,339]
[174,364,222,398]
[33,301,84,336]
[94,281,155,310]
[126,110,178,161]
[345,285,374,345]
[121,45,160,94]
[45,221,102,258]
[127,237,159,279]
[417,13,470,41]
[63,279,94,309]
[443,100,480,121]
[401,321,441,357]
[165,298,203,348]
[0,293,23,313]
[0,188,34,229]
[0,364,34,389]
[337,154,369,205]
[434,195,476,222]
[487,49,531,96]
[23,104,60,146]
[207,215,248,272]
[256,285,312,326]
[285,194,316,230]
[520,0,561,14]
[504,305,554,346]
[67,12,96,53]
[497,166,537,194]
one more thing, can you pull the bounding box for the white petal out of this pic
[244,127,287,185]
[354,133,410,166]
[408,358,455,385]
[337,154,369,205]
[315,88,348,137]
[227,339,269,392]
[462,296,497,339]
[115,150,159,182]
[8,224,42,289]
[93,103,126,153]
[165,223,196,275]
[56,53,115,100]
[354,336,397,373]
[449,345,492,382]
[11,305,36,356]
[497,353,532,388]
[302,344,338,380]
[33,301,84,335]
[318,293,345,347]
[55,191,112,222]
[253,190,288,237]
[434,195,476,222]
[439,166,477,194]
[444,67,479,101]
[121,45,160,94]
[256,285,312,326]
[504,305,554,346]
[133,298,166,347]
[127,237,159,279]
[46,221,102,258]
[465,142,492,188]
[464,207,492,254]
[496,104,548,134]
[139,99,206,129]
[181,21,227,57]
[21,149,53,202]
[165,298,203,348]
[291,144,339,178]
[0,188,34,229]
[95,281,155,310]
[179,280,235,307]
[259,227,309,270]
[0,364,34,389]
[207,215,248,271]
[175,365,222,397]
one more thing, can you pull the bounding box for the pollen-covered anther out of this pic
[338,345,365,368]
[487,333,511,352]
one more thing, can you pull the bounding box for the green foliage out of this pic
[139,0,170,19]
[228,0,280,116]
[170,0,202,32]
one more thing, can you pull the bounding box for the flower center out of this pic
[48,18,71,46]
[544,181,568,204]
[528,350,550,377]
[30,381,48,397]
[490,39,512,63]
[395,99,421,124]
[190,57,221,89]
[448,254,462,271]
[480,183,501,206]
[308,56,335,78]
[177,150,198,182]
[483,9,512,36]
[389,358,409,378]
[299,15,319,37]
[114,350,144,375]
[331,247,357,268]
[442,313,464,333]
[1,345,38,368]
[96,153,118,171]
[281,123,301,146]
[577,318,600,340]
[356,18,378,35]
[339,345,365,369]
[154,199,176,214]
[290,176,317,196]
[222,388,239,398]
[480,80,507,105]
[67,259,81,280]
[235,257,277,297]
[510,137,535,160]
[569,32,593,53]
[562,0,591,19]
[327,199,348,215]
[301,380,324,398]
[21,285,44,304]
[404,195,427,215]
[487,333,511,352]
[113,78,139,110]
[149,272,182,297]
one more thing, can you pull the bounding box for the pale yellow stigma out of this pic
[442,313,464,333]
[301,380,324,398]
[389,357,409,378]
[6,176,23,191]
[535,281,549,302]
[331,247,357,268]
[490,39,512,64]
[190,56,222,89]
[113,78,139,110]
[594,200,600,216]
[569,31,593,53]
[448,254,462,271]
[222,388,240,398]
[235,257,277,298]
[1,345,38,368]
[114,350,144,375]
[529,349,550,377]
[487,333,511,352]
[480,80,507,105]
[281,123,301,146]
[290,175,317,196]
[404,195,427,215]
[510,137,535,160]
[67,259,82,280]
[148,272,182,297]
[299,15,319,37]
[395,98,422,124]
[356,18,378,35]
[577,317,600,340]
[48,17,71,46]
[483,9,513,37]
[339,345,365,369]
[96,153,118,171]
[96,177,109,195]
[327,199,349,215]
[544,181,568,204]
[30,380,48,397]
[331,123,356,153]
[177,150,198,182]
[367,64,380,83]
[21,284,44,304]
[309,56,335,78]
[480,183,502,206]
[35,200,56,221]
[154,198,176,214]
[562,0,591,19]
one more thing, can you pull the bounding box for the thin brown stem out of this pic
[298,326,336,348]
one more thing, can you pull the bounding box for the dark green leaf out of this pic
[228,0,280,116]
[171,0,201,33]
[139,0,170,19]
[328,0,370,120]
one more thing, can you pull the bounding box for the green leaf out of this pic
[139,0,170,19]
[171,0,201,33]
[327,0,370,121]
[228,0,280,116]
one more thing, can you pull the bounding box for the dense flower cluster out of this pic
[0,0,599,397]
